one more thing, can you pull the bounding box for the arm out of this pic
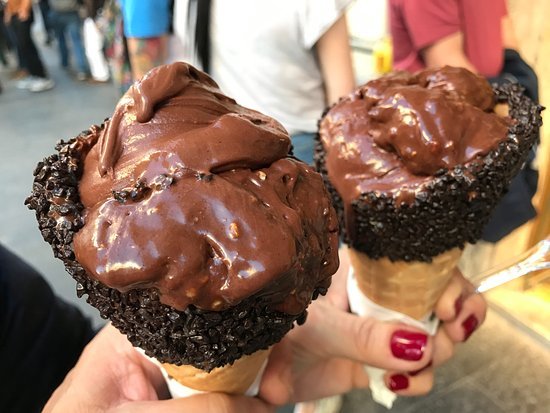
[18,0,32,21]
[422,31,477,73]
[501,15,518,50]
[316,14,356,105]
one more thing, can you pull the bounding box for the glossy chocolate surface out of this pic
[73,63,338,314]
[319,66,510,209]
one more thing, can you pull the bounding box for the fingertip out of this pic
[443,293,486,343]
[387,373,409,391]
[259,367,292,406]
[461,314,480,341]
[386,370,434,396]
[360,322,434,372]
[390,329,430,362]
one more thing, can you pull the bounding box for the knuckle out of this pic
[353,318,376,360]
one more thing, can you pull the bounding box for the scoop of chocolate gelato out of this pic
[27,62,339,370]
[316,66,542,262]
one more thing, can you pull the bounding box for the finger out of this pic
[291,358,370,402]
[133,349,171,400]
[115,393,275,413]
[443,292,487,343]
[402,319,454,380]
[385,369,434,396]
[303,302,434,372]
[431,327,455,367]
[261,341,370,404]
[259,339,294,405]
[434,268,466,322]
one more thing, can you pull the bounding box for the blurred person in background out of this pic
[48,0,90,80]
[118,0,170,81]
[170,0,355,165]
[0,1,13,67]
[95,0,132,92]
[81,0,110,82]
[37,0,53,45]
[1,0,28,79]
[389,0,539,276]
[4,0,55,92]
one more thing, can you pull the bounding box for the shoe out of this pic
[29,78,55,92]
[87,77,110,84]
[76,72,88,81]
[16,76,36,89]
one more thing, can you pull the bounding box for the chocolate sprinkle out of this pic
[26,127,310,371]
[315,83,543,262]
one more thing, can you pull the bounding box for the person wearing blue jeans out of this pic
[290,132,316,166]
[49,0,90,79]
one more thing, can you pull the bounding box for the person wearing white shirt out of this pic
[170,0,356,165]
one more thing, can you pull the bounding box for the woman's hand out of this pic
[260,248,487,404]
[44,324,274,413]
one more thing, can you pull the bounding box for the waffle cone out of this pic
[162,349,271,395]
[348,248,462,320]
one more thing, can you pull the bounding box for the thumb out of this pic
[115,393,275,413]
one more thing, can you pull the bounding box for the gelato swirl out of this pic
[316,66,541,261]
[73,63,338,315]
[319,66,510,206]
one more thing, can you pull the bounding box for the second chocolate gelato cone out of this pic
[317,66,542,317]
[317,66,542,407]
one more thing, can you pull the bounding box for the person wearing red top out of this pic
[388,0,539,270]
[389,0,510,77]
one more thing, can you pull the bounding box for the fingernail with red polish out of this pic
[391,330,427,361]
[462,315,479,341]
[388,374,409,391]
[409,361,432,376]
[454,294,464,317]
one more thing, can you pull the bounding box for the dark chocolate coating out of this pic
[315,83,542,262]
[26,131,316,371]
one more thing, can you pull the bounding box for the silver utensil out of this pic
[470,236,550,293]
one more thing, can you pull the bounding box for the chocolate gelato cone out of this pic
[26,63,339,387]
[317,66,542,319]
